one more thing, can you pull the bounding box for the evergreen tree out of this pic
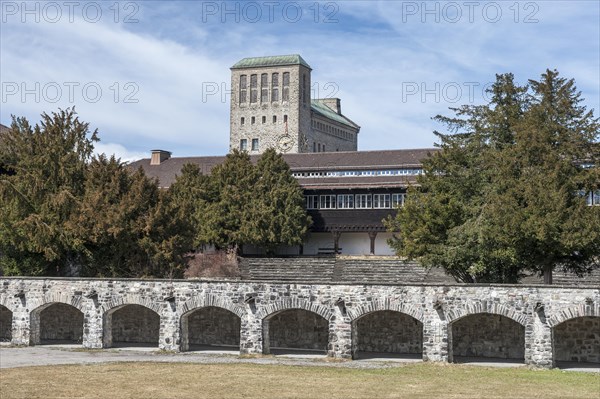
[196,149,255,252]
[0,109,97,275]
[245,148,311,255]
[385,71,599,283]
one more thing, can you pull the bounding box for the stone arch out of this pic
[445,302,528,326]
[352,309,423,359]
[100,295,163,315]
[180,305,242,352]
[0,296,17,313]
[449,311,526,362]
[0,305,12,342]
[178,294,245,319]
[348,299,425,323]
[28,292,87,314]
[553,316,600,364]
[547,302,600,328]
[30,302,84,345]
[103,302,161,348]
[256,298,333,321]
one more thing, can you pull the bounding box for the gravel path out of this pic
[0,345,597,373]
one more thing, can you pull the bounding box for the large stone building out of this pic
[229,55,360,154]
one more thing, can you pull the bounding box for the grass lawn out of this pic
[0,362,598,399]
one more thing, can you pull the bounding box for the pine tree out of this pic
[245,148,311,255]
[385,71,599,283]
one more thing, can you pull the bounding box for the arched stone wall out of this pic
[37,303,84,343]
[450,313,525,360]
[181,306,241,351]
[353,310,423,355]
[263,309,329,353]
[554,316,600,364]
[105,304,160,347]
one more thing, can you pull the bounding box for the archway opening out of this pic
[0,305,12,342]
[105,304,160,348]
[181,306,241,352]
[263,309,328,356]
[450,313,525,363]
[36,303,83,345]
[353,310,423,360]
[554,316,599,366]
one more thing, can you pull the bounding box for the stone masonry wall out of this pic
[267,309,329,351]
[186,307,240,347]
[355,310,422,354]
[39,303,83,342]
[0,278,598,368]
[554,316,600,363]
[451,313,525,359]
[111,304,160,344]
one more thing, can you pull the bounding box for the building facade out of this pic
[229,55,360,154]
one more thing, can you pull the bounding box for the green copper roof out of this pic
[231,54,311,69]
[311,100,359,129]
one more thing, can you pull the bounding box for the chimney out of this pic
[322,98,341,115]
[150,150,171,165]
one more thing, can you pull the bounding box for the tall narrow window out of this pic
[252,138,259,151]
[273,115,277,123]
[305,195,319,209]
[251,116,255,125]
[282,72,290,101]
[262,116,266,124]
[240,117,245,125]
[261,73,268,103]
[271,73,279,102]
[240,139,247,151]
[313,142,316,152]
[239,75,247,104]
[250,74,257,103]
[283,115,288,123]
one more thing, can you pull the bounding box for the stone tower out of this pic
[230,54,360,154]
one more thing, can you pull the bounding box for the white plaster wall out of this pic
[375,232,395,256]
[303,233,335,255]
[338,233,370,255]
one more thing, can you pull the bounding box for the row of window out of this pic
[240,138,259,151]
[312,120,353,141]
[292,169,424,178]
[241,115,288,126]
[239,72,309,105]
[305,194,406,210]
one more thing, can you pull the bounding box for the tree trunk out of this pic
[543,264,553,285]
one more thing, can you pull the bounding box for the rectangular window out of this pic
[373,194,391,209]
[262,116,266,124]
[337,194,354,209]
[273,115,277,123]
[282,72,290,101]
[240,117,245,125]
[271,73,279,102]
[392,193,405,208]
[252,138,259,151]
[239,75,247,104]
[261,73,269,103]
[251,116,255,125]
[305,195,319,209]
[240,139,247,151]
[355,194,372,209]
[250,74,257,103]
[283,115,288,123]
[313,142,316,152]
[319,195,337,209]
[593,190,600,206]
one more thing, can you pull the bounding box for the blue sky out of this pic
[1,0,599,161]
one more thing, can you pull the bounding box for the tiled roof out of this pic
[311,100,359,129]
[231,54,311,69]
[128,148,437,189]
